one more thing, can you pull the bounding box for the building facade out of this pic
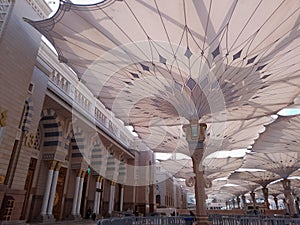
[155,164,187,210]
[0,0,156,223]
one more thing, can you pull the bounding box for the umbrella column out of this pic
[241,195,247,209]
[262,187,269,209]
[282,179,296,216]
[232,198,236,209]
[237,196,241,209]
[295,197,300,215]
[183,122,210,225]
[250,191,256,208]
[272,194,279,210]
[225,201,229,210]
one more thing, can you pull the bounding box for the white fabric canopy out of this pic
[268,179,300,196]
[228,171,281,187]
[242,152,300,178]
[228,179,260,192]
[203,157,244,180]
[158,156,244,181]
[219,185,249,197]
[252,116,300,153]
[27,0,300,156]
[206,191,235,202]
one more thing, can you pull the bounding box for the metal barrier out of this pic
[97,215,300,225]
[97,216,190,225]
[209,215,300,225]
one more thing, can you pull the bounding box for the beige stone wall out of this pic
[123,185,135,209]
[0,0,44,181]
[133,150,156,215]
[0,0,51,221]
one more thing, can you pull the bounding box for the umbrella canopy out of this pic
[228,171,281,187]
[268,179,300,196]
[242,152,300,178]
[158,156,244,183]
[219,185,249,197]
[208,180,229,191]
[203,157,244,180]
[290,169,300,177]
[206,190,236,202]
[203,116,274,158]
[157,158,194,179]
[252,116,300,153]
[26,0,300,157]
[229,179,260,192]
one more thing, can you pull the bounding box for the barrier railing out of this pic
[97,216,189,225]
[210,215,300,225]
[97,215,300,225]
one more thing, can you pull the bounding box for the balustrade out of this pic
[48,66,131,148]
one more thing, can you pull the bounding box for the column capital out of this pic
[81,170,86,178]
[262,186,268,191]
[55,162,61,171]
[183,121,207,142]
[111,181,116,186]
[282,178,291,190]
[183,122,207,157]
[49,160,57,170]
[97,176,103,183]
[77,169,83,177]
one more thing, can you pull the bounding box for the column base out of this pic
[36,214,56,223]
[195,216,211,225]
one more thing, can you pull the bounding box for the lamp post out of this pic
[183,121,210,225]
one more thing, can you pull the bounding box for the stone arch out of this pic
[106,147,119,182]
[90,139,107,177]
[39,109,64,160]
[70,127,89,169]
[117,159,127,184]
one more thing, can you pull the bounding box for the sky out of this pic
[277,108,300,116]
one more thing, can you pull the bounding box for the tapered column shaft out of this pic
[108,182,116,215]
[47,162,61,214]
[72,170,82,215]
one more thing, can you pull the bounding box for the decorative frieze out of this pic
[24,132,37,148]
